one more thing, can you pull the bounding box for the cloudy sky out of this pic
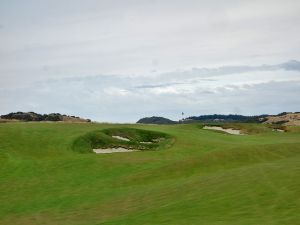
[1,0,300,122]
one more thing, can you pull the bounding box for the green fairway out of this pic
[0,122,299,225]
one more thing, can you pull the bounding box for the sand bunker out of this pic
[112,136,130,141]
[93,147,138,154]
[203,126,243,135]
[140,141,153,144]
[272,129,285,132]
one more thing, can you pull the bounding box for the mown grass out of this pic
[0,122,299,225]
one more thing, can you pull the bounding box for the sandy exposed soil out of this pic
[264,113,300,126]
[140,141,153,144]
[93,147,138,154]
[62,116,90,123]
[112,136,130,141]
[272,129,285,132]
[0,119,20,123]
[203,126,243,135]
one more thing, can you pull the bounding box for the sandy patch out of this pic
[93,147,138,154]
[112,136,130,141]
[263,112,300,126]
[140,141,153,144]
[203,126,243,135]
[152,138,165,143]
[272,129,285,132]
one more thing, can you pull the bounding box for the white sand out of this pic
[152,138,165,143]
[272,129,285,132]
[140,141,153,144]
[203,126,243,135]
[93,147,138,154]
[112,136,130,141]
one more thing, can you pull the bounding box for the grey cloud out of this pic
[1,0,300,121]
[280,60,300,71]
[181,80,300,115]
[134,82,184,89]
[162,60,300,80]
[2,0,300,86]
[1,60,300,122]
[126,60,300,92]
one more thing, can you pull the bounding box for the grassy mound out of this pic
[72,127,173,153]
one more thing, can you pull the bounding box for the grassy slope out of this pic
[0,122,299,225]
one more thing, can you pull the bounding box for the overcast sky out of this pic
[1,0,300,122]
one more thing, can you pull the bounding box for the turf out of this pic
[0,122,299,225]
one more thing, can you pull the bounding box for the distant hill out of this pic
[263,112,300,126]
[185,114,268,123]
[0,112,91,123]
[137,116,177,124]
[184,112,300,125]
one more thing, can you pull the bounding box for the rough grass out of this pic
[72,127,173,153]
[198,122,283,134]
[0,122,299,225]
